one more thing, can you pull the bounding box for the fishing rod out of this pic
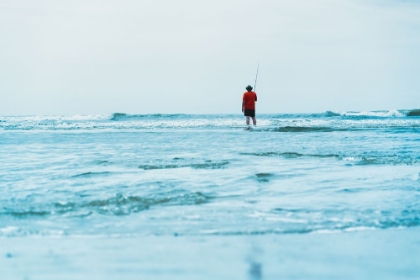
[253,62,259,91]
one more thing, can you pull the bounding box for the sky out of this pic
[0,0,419,115]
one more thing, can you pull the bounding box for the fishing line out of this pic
[254,62,259,91]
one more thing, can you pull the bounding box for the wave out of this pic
[254,173,275,183]
[243,151,420,165]
[241,152,340,159]
[324,111,341,117]
[111,113,192,121]
[407,109,420,117]
[275,126,340,132]
[269,110,411,119]
[323,109,420,118]
[111,112,128,120]
[341,155,420,166]
[1,192,212,218]
[138,160,229,170]
[201,221,420,236]
[72,171,112,178]
[269,208,420,231]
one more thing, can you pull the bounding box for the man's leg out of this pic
[246,116,250,125]
[252,117,256,126]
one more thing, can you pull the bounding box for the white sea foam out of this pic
[0,226,19,234]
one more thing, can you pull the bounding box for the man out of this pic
[242,85,257,127]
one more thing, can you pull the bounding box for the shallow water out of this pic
[2,229,420,280]
[1,111,420,278]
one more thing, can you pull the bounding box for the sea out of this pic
[1,110,420,279]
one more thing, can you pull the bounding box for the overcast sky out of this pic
[1,0,419,115]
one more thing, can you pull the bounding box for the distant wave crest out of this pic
[323,109,420,118]
[111,112,188,121]
[407,109,420,117]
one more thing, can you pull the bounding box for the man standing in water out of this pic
[242,85,257,127]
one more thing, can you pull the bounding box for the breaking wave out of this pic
[322,109,416,118]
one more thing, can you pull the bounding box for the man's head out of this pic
[246,85,253,91]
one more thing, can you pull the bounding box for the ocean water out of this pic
[1,110,420,278]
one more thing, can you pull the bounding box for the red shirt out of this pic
[242,91,257,110]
